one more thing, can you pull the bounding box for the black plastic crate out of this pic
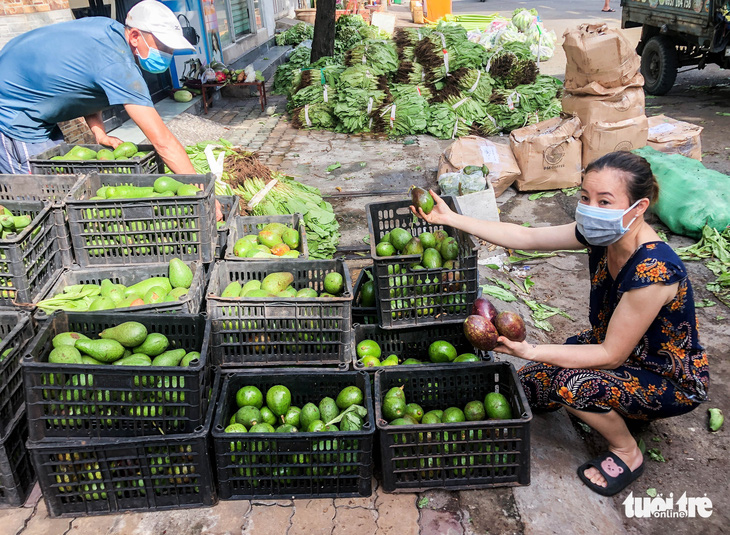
[0,410,35,507]
[0,199,71,307]
[28,144,162,175]
[0,311,35,437]
[224,214,309,261]
[28,373,218,518]
[0,174,82,203]
[215,195,240,259]
[212,369,375,500]
[22,312,211,440]
[366,197,479,329]
[352,267,377,326]
[352,323,490,372]
[374,363,531,492]
[65,172,216,267]
[206,260,352,369]
[34,261,206,320]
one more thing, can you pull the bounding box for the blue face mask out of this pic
[575,199,643,246]
[137,35,173,74]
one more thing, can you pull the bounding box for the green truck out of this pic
[621,0,730,94]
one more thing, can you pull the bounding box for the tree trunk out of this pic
[311,0,336,63]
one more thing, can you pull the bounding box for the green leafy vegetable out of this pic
[522,299,573,331]
[479,284,517,302]
[647,448,666,463]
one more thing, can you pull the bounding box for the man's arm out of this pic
[84,112,124,149]
[124,104,195,174]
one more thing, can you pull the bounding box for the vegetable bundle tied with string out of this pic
[346,40,399,75]
[234,174,340,259]
[372,90,430,136]
[290,103,337,130]
[272,47,312,95]
[427,104,472,140]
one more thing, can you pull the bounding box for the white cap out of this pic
[126,0,195,51]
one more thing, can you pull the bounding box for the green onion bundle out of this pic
[346,40,399,75]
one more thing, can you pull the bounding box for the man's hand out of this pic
[96,135,124,149]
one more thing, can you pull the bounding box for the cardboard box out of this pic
[509,116,583,191]
[562,87,645,126]
[563,24,641,92]
[582,115,649,166]
[647,115,703,161]
[437,136,521,197]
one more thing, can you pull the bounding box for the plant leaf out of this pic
[479,284,517,302]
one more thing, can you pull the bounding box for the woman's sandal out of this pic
[602,8,616,11]
[577,452,645,497]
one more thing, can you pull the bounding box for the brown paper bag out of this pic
[509,116,584,191]
[437,136,521,197]
[582,115,649,166]
[563,24,641,91]
[563,73,645,97]
[562,87,645,126]
[647,115,703,161]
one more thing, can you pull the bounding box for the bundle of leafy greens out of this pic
[335,26,364,59]
[394,60,426,85]
[290,64,345,95]
[433,21,469,46]
[394,27,431,48]
[289,83,337,111]
[346,40,399,75]
[389,83,432,102]
[272,47,312,95]
[234,174,340,259]
[337,64,385,90]
[373,91,429,136]
[182,138,237,195]
[290,103,337,130]
[675,225,730,306]
[445,94,487,124]
[458,69,495,103]
[275,23,314,46]
[489,50,538,89]
[358,25,391,40]
[427,104,472,139]
[450,40,488,70]
[334,87,389,133]
[337,13,367,28]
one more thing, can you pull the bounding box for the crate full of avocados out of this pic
[22,312,211,440]
[366,191,479,329]
[29,142,162,175]
[206,260,352,368]
[212,369,375,500]
[64,172,216,267]
[374,362,531,492]
[28,373,218,518]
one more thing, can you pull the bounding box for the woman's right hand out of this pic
[410,189,454,226]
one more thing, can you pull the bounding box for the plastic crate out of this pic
[212,369,375,500]
[64,172,216,267]
[0,311,35,437]
[366,197,479,329]
[28,373,218,518]
[224,214,309,261]
[206,260,352,369]
[33,261,206,320]
[22,312,211,440]
[215,196,240,259]
[0,199,71,307]
[374,363,531,492]
[352,323,490,371]
[28,144,162,175]
[0,410,35,507]
[0,174,82,203]
[352,267,377,326]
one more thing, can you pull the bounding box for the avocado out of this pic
[99,321,148,348]
[220,281,242,298]
[282,228,300,250]
[52,332,89,349]
[422,248,443,269]
[266,385,292,417]
[112,142,138,159]
[299,402,320,432]
[257,229,283,249]
[176,183,201,196]
[48,346,83,364]
[335,386,364,410]
[112,354,152,366]
[318,396,339,425]
[151,348,186,366]
[96,148,115,161]
[88,295,115,311]
[240,280,261,297]
[132,333,169,357]
[74,338,125,363]
[180,351,200,366]
[153,176,184,194]
[261,272,295,295]
[383,396,406,421]
[484,392,512,420]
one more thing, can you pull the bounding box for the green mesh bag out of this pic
[633,146,730,239]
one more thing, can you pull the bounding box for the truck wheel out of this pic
[641,36,678,95]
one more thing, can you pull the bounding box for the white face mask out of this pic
[575,199,643,246]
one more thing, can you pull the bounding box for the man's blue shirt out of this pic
[0,17,153,142]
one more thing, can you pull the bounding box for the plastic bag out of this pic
[202,67,217,83]
[634,146,730,238]
[438,170,487,196]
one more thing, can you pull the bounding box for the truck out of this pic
[621,0,730,94]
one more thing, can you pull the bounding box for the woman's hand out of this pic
[410,189,454,226]
[494,336,537,361]
[96,134,124,149]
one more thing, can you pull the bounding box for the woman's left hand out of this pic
[494,336,537,361]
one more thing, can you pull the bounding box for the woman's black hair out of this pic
[584,151,659,205]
